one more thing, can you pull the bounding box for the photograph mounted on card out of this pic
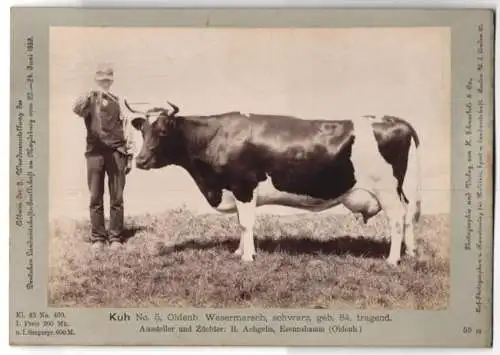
[10,8,494,347]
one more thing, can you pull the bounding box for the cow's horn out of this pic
[167,101,179,116]
[124,99,147,115]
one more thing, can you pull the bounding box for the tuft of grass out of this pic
[49,208,450,309]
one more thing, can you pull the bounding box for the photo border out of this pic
[10,8,494,347]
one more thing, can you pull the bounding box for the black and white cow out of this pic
[125,101,421,266]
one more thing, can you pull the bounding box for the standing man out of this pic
[72,63,136,252]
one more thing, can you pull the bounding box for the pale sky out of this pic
[49,27,450,219]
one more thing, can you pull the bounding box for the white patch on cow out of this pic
[350,116,391,189]
[239,111,250,117]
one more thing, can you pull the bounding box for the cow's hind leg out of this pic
[403,202,417,258]
[234,194,257,262]
[374,179,406,266]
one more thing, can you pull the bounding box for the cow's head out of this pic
[124,100,181,170]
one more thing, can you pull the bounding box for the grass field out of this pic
[49,208,450,310]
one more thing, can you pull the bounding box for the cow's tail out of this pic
[403,132,422,223]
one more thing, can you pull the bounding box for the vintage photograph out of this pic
[48,26,451,310]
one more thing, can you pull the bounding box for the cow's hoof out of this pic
[386,257,400,267]
[234,248,243,256]
[241,254,255,262]
[404,249,416,258]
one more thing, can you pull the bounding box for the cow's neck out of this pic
[172,116,226,207]
[175,116,220,161]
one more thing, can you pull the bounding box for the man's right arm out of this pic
[72,93,92,117]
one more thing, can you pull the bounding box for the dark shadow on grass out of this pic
[165,235,406,259]
[122,226,149,243]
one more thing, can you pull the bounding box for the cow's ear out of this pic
[131,117,145,131]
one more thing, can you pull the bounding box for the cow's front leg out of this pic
[234,194,257,262]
